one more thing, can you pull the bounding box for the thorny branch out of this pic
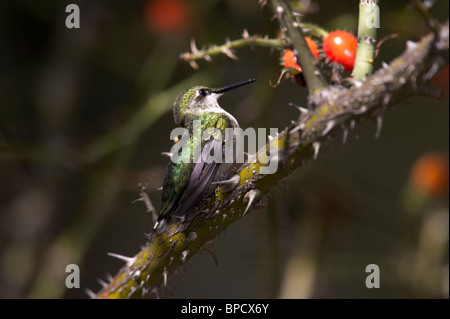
[179,30,286,69]
[94,0,449,299]
[95,22,448,299]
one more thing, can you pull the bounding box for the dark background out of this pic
[0,0,448,298]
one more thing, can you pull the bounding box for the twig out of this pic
[179,30,286,69]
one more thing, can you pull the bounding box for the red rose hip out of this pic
[323,30,357,71]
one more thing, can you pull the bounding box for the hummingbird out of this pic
[154,78,256,228]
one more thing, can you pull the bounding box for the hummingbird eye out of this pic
[198,89,211,97]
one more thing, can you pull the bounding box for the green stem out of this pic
[300,22,329,39]
[353,0,379,81]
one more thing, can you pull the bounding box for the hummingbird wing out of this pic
[156,137,222,224]
[171,137,221,218]
[156,160,192,221]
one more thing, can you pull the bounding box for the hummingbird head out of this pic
[173,78,256,126]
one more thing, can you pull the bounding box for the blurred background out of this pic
[0,0,448,299]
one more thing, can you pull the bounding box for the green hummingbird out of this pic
[154,79,256,228]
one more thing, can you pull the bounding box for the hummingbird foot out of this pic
[243,189,262,216]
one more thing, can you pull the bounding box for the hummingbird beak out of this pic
[213,78,256,94]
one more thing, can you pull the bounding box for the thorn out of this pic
[131,270,141,280]
[85,289,96,299]
[181,250,190,263]
[179,52,189,61]
[406,40,419,51]
[131,197,143,204]
[156,186,163,191]
[321,120,335,136]
[242,29,250,39]
[375,115,383,139]
[153,219,163,229]
[151,288,160,299]
[289,102,309,114]
[353,105,367,115]
[161,152,172,158]
[364,36,375,45]
[189,60,199,70]
[382,61,389,69]
[292,11,303,17]
[107,252,136,267]
[106,273,113,283]
[204,55,212,62]
[383,94,392,106]
[201,239,218,266]
[97,278,107,288]
[212,174,241,193]
[190,38,199,54]
[350,120,356,130]
[258,0,268,8]
[342,128,349,144]
[162,267,168,287]
[243,189,261,216]
[290,122,304,135]
[424,61,441,80]
[312,141,321,160]
[222,47,238,60]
